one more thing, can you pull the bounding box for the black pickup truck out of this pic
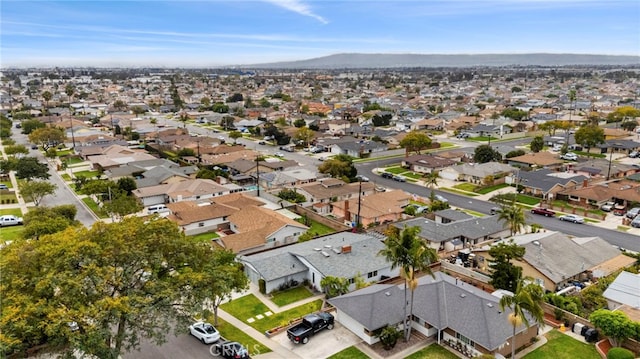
[287,312,334,344]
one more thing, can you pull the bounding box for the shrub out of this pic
[607,348,634,359]
[376,325,402,350]
[258,279,266,294]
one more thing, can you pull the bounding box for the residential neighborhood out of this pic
[1,65,640,359]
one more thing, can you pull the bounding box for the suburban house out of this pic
[566,160,638,180]
[558,179,640,209]
[239,232,395,294]
[217,206,309,254]
[256,168,318,190]
[401,154,457,174]
[166,200,238,235]
[132,163,199,188]
[396,212,508,252]
[329,271,539,358]
[439,162,516,184]
[83,145,157,171]
[506,152,565,169]
[132,178,239,207]
[466,123,512,138]
[296,178,376,207]
[515,169,588,201]
[327,137,388,158]
[603,271,640,317]
[331,189,412,228]
[474,232,635,292]
[103,158,196,182]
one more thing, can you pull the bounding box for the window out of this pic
[456,333,475,347]
[367,270,378,278]
[348,278,355,284]
[198,222,204,227]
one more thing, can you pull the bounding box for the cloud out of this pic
[264,0,328,24]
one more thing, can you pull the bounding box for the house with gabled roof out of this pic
[558,179,640,209]
[331,189,411,228]
[239,232,395,294]
[603,271,640,311]
[166,200,238,235]
[329,271,539,357]
[516,168,587,201]
[84,145,157,171]
[506,152,564,169]
[132,178,238,207]
[296,178,376,206]
[401,154,457,174]
[439,162,516,184]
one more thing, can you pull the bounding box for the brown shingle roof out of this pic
[166,201,237,225]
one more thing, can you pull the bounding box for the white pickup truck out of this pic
[0,215,23,227]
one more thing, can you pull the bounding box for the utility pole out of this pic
[70,117,76,149]
[256,154,260,197]
[356,177,362,232]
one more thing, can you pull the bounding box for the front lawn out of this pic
[516,194,540,206]
[81,197,109,218]
[1,225,24,242]
[61,174,72,181]
[270,286,313,307]
[453,183,477,192]
[0,192,18,203]
[220,294,323,332]
[73,170,100,179]
[440,188,480,197]
[522,330,600,359]
[385,166,407,174]
[0,208,23,216]
[187,231,220,242]
[327,346,369,359]
[1,180,13,189]
[64,156,84,166]
[204,316,271,356]
[404,344,460,359]
[404,172,423,180]
[475,183,509,194]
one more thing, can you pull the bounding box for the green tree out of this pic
[606,106,640,124]
[117,177,137,195]
[18,180,56,206]
[0,217,232,358]
[15,157,50,180]
[131,106,146,118]
[22,205,79,240]
[590,309,636,347]
[294,126,315,147]
[229,130,243,144]
[4,144,29,156]
[530,136,544,153]
[102,194,143,221]
[499,278,545,359]
[423,171,439,198]
[21,119,46,134]
[318,154,357,182]
[277,188,306,203]
[496,198,526,237]
[205,249,249,326]
[28,126,67,151]
[506,149,526,158]
[178,113,189,128]
[473,144,502,163]
[42,91,52,113]
[620,120,638,132]
[399,131,432,157]
[574,125,605,153]
[320,276,350,298]
[488,240,525,292]
[113,99,127,112]
[293,118,306,128]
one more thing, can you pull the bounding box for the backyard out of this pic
[522,330,600,359]
[187,231,220,242]
[296,217,335,236]
[220,294,323,333]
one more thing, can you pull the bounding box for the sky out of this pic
[1,0,639,68]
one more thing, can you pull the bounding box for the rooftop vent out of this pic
[460,294,467,298]
[314,248,322,251]
[324,244,332,248]
[385,291,391,296]
[321,251,330,257]
[341,245,352,254]
[487,303,494,308]
[533,241,540,246]
[332,247,342,254]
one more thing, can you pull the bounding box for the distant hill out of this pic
[245,53,640,69]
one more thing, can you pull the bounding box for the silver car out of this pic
[189,322,221,344]
[559,214,585,224]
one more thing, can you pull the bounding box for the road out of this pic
[124,331,215,359]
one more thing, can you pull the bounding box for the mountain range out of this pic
[245,53,640,69]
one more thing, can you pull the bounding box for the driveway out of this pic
[265,322,362,359]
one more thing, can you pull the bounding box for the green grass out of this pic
[462,209,486,217]
[81,197,109,218]
[297,218,335,236]
[61,174,72,181]
[187,231,220,242]
[56,149,73,157]
[0,208,23,216]
[404,344,460,359]
[204,316,271,355]
[404,172,423,180]
[73,170,100,179]
[270,286,313,307]
[453,183,477,192]
[440,188,480,197]
[516,194,540,206]
[475,183,510,194]
[220,294,323,332]
[438,142,455,148]
[1,180,13,189]
[617,225,630,232]
[522,330,599,359]
[327,346,369,359]
[386,166,407,174]
[0,225,24,242]
[574,151,606,159]
[0,192,18,203]
[64,156,84,165]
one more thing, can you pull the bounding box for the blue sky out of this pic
[2,0,639,67]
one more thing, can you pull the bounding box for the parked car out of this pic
[629,151,639,158]
[287,312,334,344]
[188,322,220,344]
[631,216,640,228]
[561,152,578,161]
[274,152,285,157]
[380,172,393,179]
[456,133,470,139]
[258,141,266,145]
[392,175,406,182]
[0,184,8,190]
[490,207,500,215]
[531,207,556,217]
[434,194,448,203]
[31,144,38,150]
[213,341,250,359]
[375,186,386,192]
[626,207,640,219]
[559,214,585,224]
[600,202,615,212]
[0,215,23,227]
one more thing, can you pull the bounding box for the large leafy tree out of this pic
[488,240,525,292]
[590,309,637,347]
[28,126,67,151]
[530,136,544,153]
[15,157,50,180]
[606,106,640,124]
[205,249,248,326]
[399,131,432,157]
[293,126,315,147]
[499,278,545,359]
[22,205,79,240]
[378,225,437,341]
[473,144,502,163]
[1,217,231,358]
[229,130,243,144]
[574,125,605,152]
[18,180,56,206]
[21,119,46,135]
[318,154,357,182]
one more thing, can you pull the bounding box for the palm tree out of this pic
[424,171,439,197]
[42,91,52,116]
[379,225,437,341]
[496,198,526,237]
[499,278,545,359]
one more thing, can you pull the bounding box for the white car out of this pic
[189,322,220,344]
[434,194,448,203]
[0,215,23,227]
[561,152,578,161]
[559,214,585,224]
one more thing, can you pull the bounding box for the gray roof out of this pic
[603,271,640,308]
[135,164,198,188]
[397,215,505,242]
[515,232,623,284]
[435,209,473,221]
[330,272,532,351]
[519,169,587,193]
[240,232,390,282]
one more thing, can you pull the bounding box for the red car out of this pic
[531,207,556,217]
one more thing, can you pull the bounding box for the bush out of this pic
[376,325,402,350]
[258,279,266,294]
[607,347,634,359]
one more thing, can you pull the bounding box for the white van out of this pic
[147,204,168,214]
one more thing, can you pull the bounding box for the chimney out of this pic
[342,245,352,254]
[583,179,589,188]
[344,200,350,220]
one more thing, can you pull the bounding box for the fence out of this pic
[440,261,492,288]
[293,205,350,232]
